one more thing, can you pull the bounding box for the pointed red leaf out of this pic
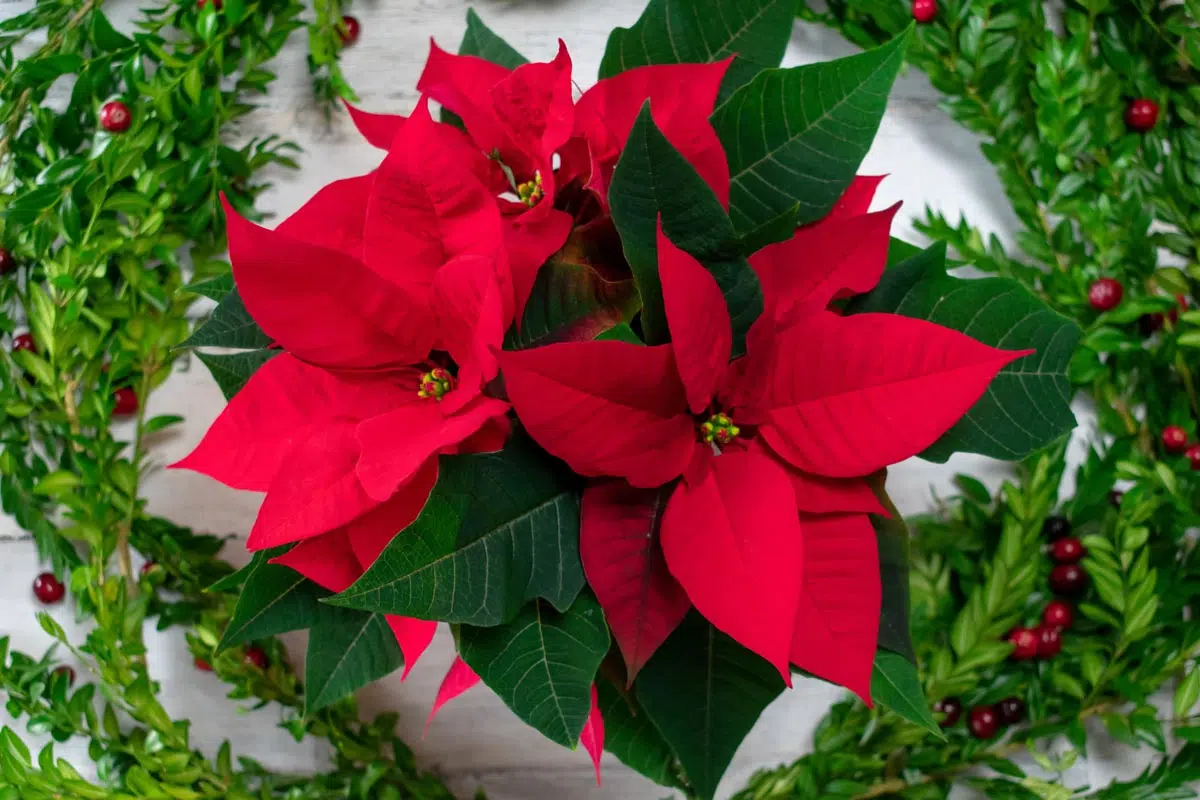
[344,102,405,150]
[575,61,731,205]
[828,175,886,220]
[346,459,440,569]
[490,40,574,193]
[579,684,605,786]
[270,529,359,593]
[224,197,434,369]
[362,99,504,291]
[658,221,731,414]
[248,423,378,550]
[430,255,508,399]
[417,40,512,156]
[386,616,438,680]
[790,513,880,703]
[581,481,690,684]
[424,655,481,735]
[171,355,411,491]
[274,173,370,258]
[456,414,512,455]
[760,311,1029,477]
[749,204,900,319]
[660,446,802,684]
[506,208,573,325]
[761,440,885,515]
[498,341,696,489]
[355,395,510,502]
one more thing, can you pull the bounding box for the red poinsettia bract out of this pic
[500,220,1029,698]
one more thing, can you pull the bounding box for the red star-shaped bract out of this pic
[500,210,1029,698]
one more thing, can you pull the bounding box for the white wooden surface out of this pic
[0,1,1155,797]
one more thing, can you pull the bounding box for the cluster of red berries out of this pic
[1161,425,1200,471]
[935,695,1025,740]
[1007,516,1086,658]
[9,333,140,415]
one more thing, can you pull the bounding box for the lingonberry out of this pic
[1162,425,1189,454]
[934,696,963,727]
[0,248,14,275]
[1050,537,1086,564]
[1125,98,1160,132]
[1187,444,1200,472]
[1050,563,1088,595]
[33,572,65,604]
[339,15,361,45]
[194,657,213,672]
[1037,626,1063,659]
[100,100,132,133]
[1042,600,1074,631]
[1008,627,1040,660]
[1088,278,1123,312]
[912,0,937,23]
[244,646,269,670]
[12,333,36,353]
[1041,515,1071,540]
[113,387,138,416]
[968,706,998,739]
[52,665,76,686]
[996,696,1025,726]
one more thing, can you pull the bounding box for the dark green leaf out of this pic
[598,0,793,102]
[182,287,272,350]
[871,650,943,738]
[847,242,1081,462]
[874,514,914,662]
[503,257,638,350]
[712,29,910,234]
[218,556,325,651]
[596,678,683,789]
[196,349,280,401]
[636,613,785,799]
[91,12,133,50]
[595,323,643,344]
[329,432,585,626]
[304,605,403,716]
[183,273,234,301]
[609,104,762,351]
[459,595,609,747]
[459,8,528,68]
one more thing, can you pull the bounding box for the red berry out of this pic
[1108,489,1124,507]
[339,15,360,45]
[1187,444,1200,472]
[194,656,213,672]
[912,0,937,22]
[1162,426,1189,454]
[1042,600,1074,631]
[33,572,65,604]
[968,706,998,739]
[100,101,132,134]
[996,696,1025,726]
[243,646,269,670]
[1125,98,1160,132]
[1088,278,1123,312]
[52,665,76,686]
[12,332,36,353]
[198,0,223,7]
[140,561,157,576]
[0,248,14,275]
[934,697,962,727]
[1050,537,1086,564]
[1008,627,1040,660]
[113,387,138,416]
[1037,626,1063,659]
[1050,563,1088,595]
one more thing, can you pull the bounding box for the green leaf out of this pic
[218,556,325,652]
[91,12,133,50]
[183,273,234,301]
[595,678,683,789]
[636,614,785,800]
[874,514,914,662]
[329,432,585,626]
[595,323,643,344]
[711,29,911,234]
[503,256,638,350]
[847,242,1081,462]
[609,104,762,351]
[871,649,944,739]
[459,8,528,69]
[304,605,403,716]
[598,0,793,102]
[196,349,279,401]
[182,287,272,350]
[458,595,609,747]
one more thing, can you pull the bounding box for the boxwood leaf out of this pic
[871,649,943,739]
[459,594,609,747]
[328,432,585,626]
[847,242,1081,462]
[711,28,910,235]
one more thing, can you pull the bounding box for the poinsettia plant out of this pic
[176,3,1081,797]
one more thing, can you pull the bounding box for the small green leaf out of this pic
[304,605,403,716]
[33,472,80,497]
[609,104,762,351]
[871,649,944,739]
[712,29,911,234]
[459,595,609,747]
